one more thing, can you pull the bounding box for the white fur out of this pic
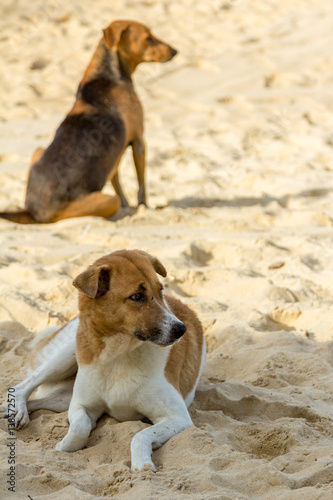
[33,318,79,373]
[1,312,205,470]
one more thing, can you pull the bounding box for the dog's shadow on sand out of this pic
[107,188,331,222]
[108,206,138,222]
[166,188,332,210]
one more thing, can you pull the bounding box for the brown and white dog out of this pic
[1,250,205,470]
[0,21,177,224]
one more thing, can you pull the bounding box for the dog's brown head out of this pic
[103,20,177,73]
[73,250,186,347]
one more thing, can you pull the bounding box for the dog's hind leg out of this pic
[0,319,78,429]
[27,379,74,413]
[0,147,46,224]
[52,192,121,221]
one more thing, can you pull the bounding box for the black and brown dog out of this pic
[0,20,177,223]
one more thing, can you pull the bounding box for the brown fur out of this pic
[0,21,177,224]
[164,296,204,398]
[74,250,169,365]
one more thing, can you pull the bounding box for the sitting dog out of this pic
[1,250,206,470]
[0,21,177,224]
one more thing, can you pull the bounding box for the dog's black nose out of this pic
[170,48,178,58]
[171,321,186,339]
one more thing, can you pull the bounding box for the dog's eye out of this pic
[129,292,145,302]
[146,35,154,45]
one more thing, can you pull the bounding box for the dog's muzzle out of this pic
[134,319,187,345]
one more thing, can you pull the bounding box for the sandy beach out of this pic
[1,0,333,498]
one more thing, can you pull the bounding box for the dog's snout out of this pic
[171,321,186,339]
[170,47,177,58]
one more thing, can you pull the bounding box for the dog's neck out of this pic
[116,50,141,77]
[76,313,138,365]
[79,40,135,87]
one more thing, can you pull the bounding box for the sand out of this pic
[1,0,333,498]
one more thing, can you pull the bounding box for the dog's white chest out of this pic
[78,341,171,422]
[102,369,146,421]
[105,387,145,421]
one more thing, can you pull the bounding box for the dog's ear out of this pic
[103,21,129,49]
[136,250,167,278]
[73,265,111,299]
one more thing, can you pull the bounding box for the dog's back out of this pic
[26,109,126,222]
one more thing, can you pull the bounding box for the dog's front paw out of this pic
[54,438,74,452]
[131,455,156,472]
[54,434,84,452]
[54,440,65,451]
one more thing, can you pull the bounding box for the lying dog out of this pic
[1,250,205,470]
[0,21,177,224]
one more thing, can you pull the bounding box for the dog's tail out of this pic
[0,209,37,224]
